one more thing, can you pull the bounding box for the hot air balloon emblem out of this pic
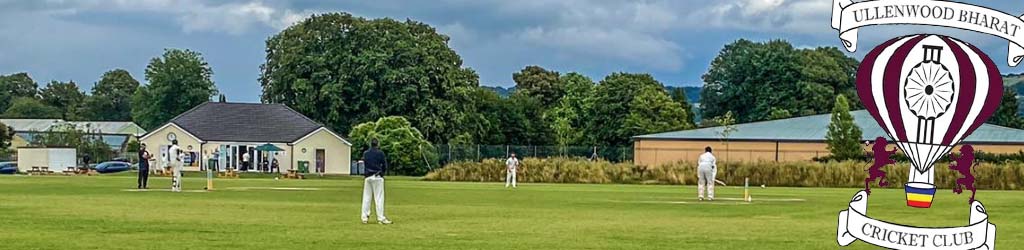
[857,34,1003,208]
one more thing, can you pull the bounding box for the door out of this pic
[315,149,325,174]
[159,146,169,168]
[250,147,258,172]
[218,145,227,172]
[244,146,254,171]
[229,145,238,171]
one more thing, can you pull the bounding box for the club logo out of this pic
[829,0,1022,249]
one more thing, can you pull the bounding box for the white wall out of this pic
[292,129,351,174]
[16,148,76,172]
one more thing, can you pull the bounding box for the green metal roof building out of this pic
[632,110,1024,165]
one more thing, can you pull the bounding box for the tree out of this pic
[702,40,801,123]
[460,87,505,144]
[587,73,692,146]
[545,73,595,148]
[798,47,861,110]
[668,87,697,127]
[768,108,793,120]
[2,97,61,119]
[260,13,480,143]
[0,121,14,157]
[125,140,141,153]
[84,69,140,121]
[701,40,859,123]
[487,95,527,145]
[30,123,114,163]
[825,95,864,161]
[504,93,554,145]
[40,80,86,120]
[348,116,438,176]
[991,87,1023,129]
[513,66,564,108]
[712,111,738,162]
[0,72,39,112]
[132,49,218,130]
[622,86,692,140]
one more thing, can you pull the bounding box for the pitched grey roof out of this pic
[634,110,1024,144]
[1,119,145,136]
[169,102,324,143]
[68,121,147,136]
[0,119,61,131]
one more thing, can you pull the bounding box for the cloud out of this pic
[179,2,275,34]
[516,26,683,71]
[687,0,832,35]
[21,0,312,34]
[482,1,685,71]
[437,22,474,45]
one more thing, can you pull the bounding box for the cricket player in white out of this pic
[697,146,717,201]
[505,153,519,188]
[169,140,183,192]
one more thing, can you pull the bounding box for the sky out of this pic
[1,0,1022,103]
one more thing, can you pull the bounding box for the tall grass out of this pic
[424,158,1024,190]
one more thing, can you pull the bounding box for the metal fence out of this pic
[634,147,831,165]
[436,145,633,165]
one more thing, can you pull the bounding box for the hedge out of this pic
[424,158,1024,190]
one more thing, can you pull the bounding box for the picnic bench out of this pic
[157,166,173,177]
[29,166,54,175]
[54,167,94,176]
[79,167,96,176]
[218,170,239,178]
[282,169,304,179]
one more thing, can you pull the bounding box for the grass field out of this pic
[0,174,1021,249]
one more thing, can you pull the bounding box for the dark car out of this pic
[0,162,16,174]
[95,161,132,174]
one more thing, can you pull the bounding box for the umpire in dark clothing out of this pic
[360,139,392,224]
[137,143,152,189]
[363,142,387,177]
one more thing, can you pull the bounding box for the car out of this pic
[95,161,132,174]
[0,162,17,174]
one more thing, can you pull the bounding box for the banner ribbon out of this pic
[837,191,997,250]
[832,0,1024,66]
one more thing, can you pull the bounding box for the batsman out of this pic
[169,140,183,192]
[697,146,717,201]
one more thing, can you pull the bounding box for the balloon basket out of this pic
[905,182,936,208]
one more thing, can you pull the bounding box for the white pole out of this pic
[744,177,750,202]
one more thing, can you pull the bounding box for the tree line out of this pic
[0,70,137,121]
[0,49,218,129]
[3,11,1023,168]
[257,13,871,148]
[258,13,698,147]
[0,49,218,159]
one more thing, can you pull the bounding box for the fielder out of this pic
[169,140,183,192]
[361,139,392,225]
[697,146,717,201]
[505,152,519,188]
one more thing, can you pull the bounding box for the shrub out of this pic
[825,94,864,161]
[814,150,1024,164]
[348,116,438,176]
[425,157,1024,190]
